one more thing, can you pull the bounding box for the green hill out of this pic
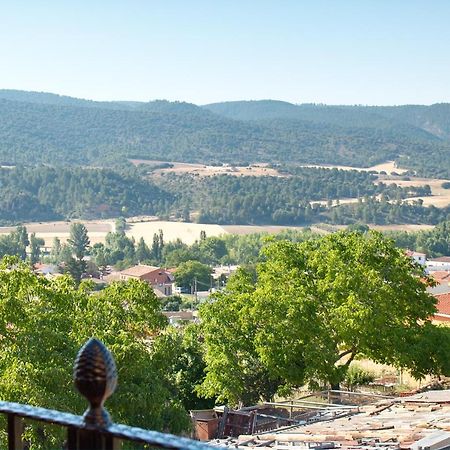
[1,91,450,177]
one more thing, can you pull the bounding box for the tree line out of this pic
[0,166,170,224]
[1,165,444,227]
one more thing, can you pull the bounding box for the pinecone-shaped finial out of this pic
[73,338,118,427]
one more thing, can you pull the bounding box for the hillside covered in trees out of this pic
[0,166,170,223]
[1,90,450,177]
[0,165,448,226]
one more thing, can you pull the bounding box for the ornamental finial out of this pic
[73,338,117,427]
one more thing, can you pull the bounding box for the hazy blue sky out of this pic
[1,1,449,105]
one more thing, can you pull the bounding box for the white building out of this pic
[426,256,450,271]
[405,250,426,266]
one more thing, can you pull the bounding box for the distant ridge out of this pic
[0,90,450,177]
[203,99,450,138]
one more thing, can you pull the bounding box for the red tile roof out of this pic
[429,271,450,283]
[120,265,159,277]
[435,292,450,315]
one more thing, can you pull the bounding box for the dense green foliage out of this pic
[199,231,450,405]
[88,228,319,270]
[0,166,169,223]
[388,220,450,257]
[0,258,194,448]
[2,91,450,176]
[158,171,439,225]
[204,100,450,177]
[174,260,212,290]
[1,164,444,227]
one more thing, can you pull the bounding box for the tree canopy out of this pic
[199,231,450,405]
[0,257,191,448]
[174,260,212,291]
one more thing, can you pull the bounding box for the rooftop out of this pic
[211,390,450,450]
[120,264,160,277]
[428,256,450,263]
[435,292,450,316]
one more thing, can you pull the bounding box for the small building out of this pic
[405,250,426,265]
[212,265,239,278]
[162,310,199,326]
[34,263,58,276]
[120,264,174,297]
[427,256,450,271]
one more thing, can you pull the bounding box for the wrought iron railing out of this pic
[0,338,213,450]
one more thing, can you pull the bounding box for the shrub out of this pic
[344,366,375,391]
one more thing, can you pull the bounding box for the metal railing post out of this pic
[7,414,23,450]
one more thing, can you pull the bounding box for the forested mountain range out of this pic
[1,90,450,177]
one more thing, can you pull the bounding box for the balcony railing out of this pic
[0,338,213,450]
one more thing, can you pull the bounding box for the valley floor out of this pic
[0,218,436,248]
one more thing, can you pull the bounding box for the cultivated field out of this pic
[298,160,408,175]
[130,159,284,177]
[0,220,114,247]
[382,176,450,207]
[0,218,436,248]
[125,220,227,245]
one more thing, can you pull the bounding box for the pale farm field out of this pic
[0,219,325,248]
[312,176,450,208]
[0,220,114,247]
[298,160,408,175]
[0,218,436,248]
[382,177,450,207]
[125,221,227,245]
[130,159,284,177]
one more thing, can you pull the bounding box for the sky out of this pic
[1,0,450,105]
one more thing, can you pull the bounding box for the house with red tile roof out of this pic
[119,264,174,297]
[427,256,450,271]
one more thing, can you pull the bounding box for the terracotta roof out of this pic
[217,391,450,450]
[435,292,450,315]
[120,265,159,277]
[429,271,450,283]
[405,250,426,257]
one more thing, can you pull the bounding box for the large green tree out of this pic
[199,231,450,405]
[0,257,191,448]
[174,260,212,291]
[29,232,45,264]
[66,223,90,283]
[67,223,90,260]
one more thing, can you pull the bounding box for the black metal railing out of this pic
[0,338,213,450]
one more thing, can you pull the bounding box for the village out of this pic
[31,248,450,326]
